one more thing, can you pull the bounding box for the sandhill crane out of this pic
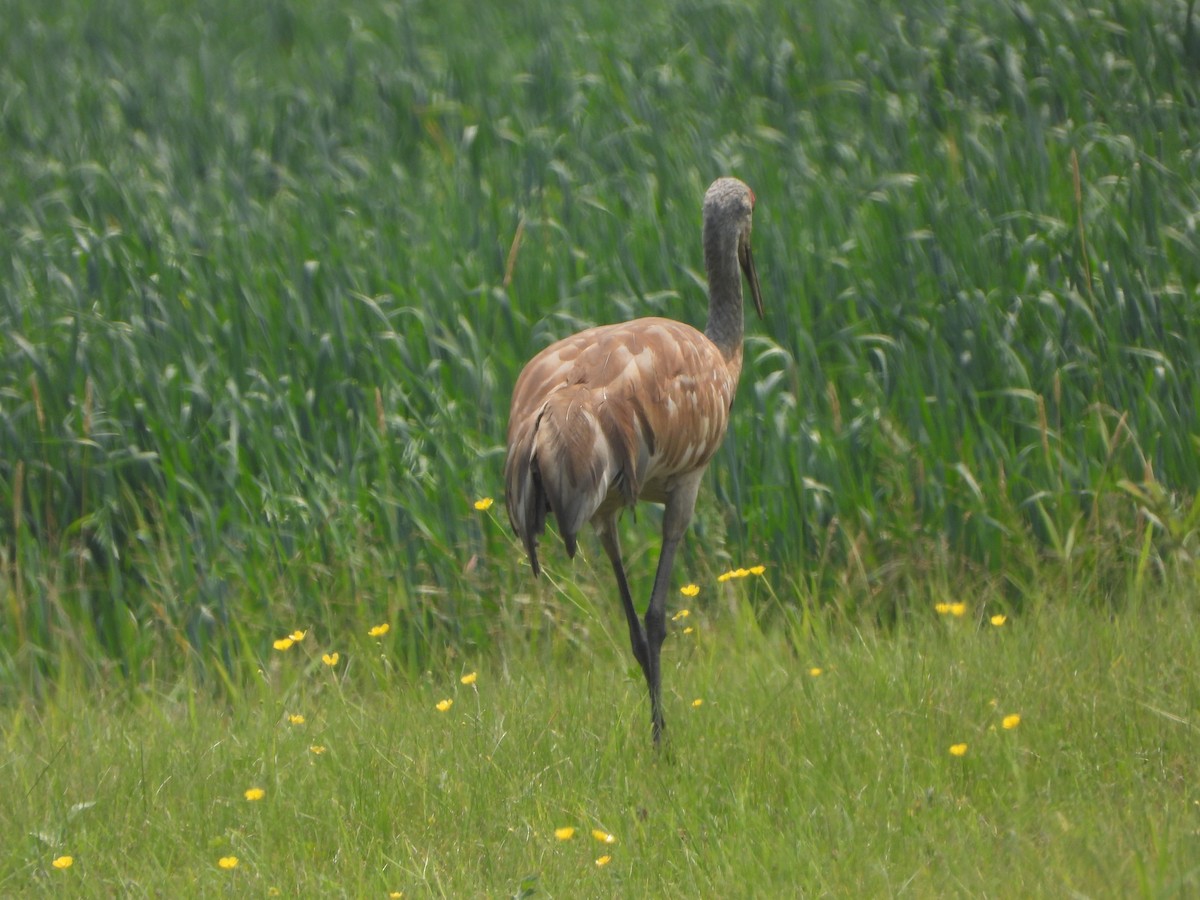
[504,177,763,744]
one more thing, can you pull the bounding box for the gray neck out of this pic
[703,224,744,359]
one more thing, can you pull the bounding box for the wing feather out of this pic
[504,317,740,572]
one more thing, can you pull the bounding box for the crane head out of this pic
[705,177,764,321]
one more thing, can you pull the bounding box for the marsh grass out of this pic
[4,0,1200,688]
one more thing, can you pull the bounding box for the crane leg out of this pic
[596,473,702,746]
[643,472,705,745]
[643,532,681,744]
[596,522,651,678]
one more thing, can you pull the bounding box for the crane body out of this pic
[504,178,763,743]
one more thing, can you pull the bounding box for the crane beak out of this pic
[740,239,764,320]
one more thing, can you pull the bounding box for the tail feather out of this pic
[504,409,548,576]
[505,388,640,575]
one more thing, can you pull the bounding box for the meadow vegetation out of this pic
[4,583,1200,895]
[2,0,1200,893]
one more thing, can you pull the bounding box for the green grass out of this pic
[5,0,1200,685]
[4,0,1200,892]
[4,582,1199,896]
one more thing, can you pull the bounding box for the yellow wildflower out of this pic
[949,743,968,757]
[991,614,1007,626]
[368,623,390,637]
[949,602,967,617]
[692,698,704,708]
[460,671,478,685]
[592,829,616,844]
[719,567,756,582]
[436,699,453,712]
[288,714,305,725]
[809,667,823,677]
[934,602,952,615]
[389,893,404,899]
[289,630,306,642]
[680,584,700,597]
[244,787,265,801]
[672,609,690,621]
[595,855,612,867]
[474,497,494,511]
[218,856,239,870]
[1002,714,1021,730]
[683,626,694,635]
[273,637,294,651]
[554,826,576,841]
[310,745,326,754]
[322,652,339,666]
[51,856,73,870]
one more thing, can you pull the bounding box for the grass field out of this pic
[7,580,1200,897]
[3,0,1200,894]
[5,584,1200,896]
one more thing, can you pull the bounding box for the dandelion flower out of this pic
[991,614,1007,627]
[368,623,390,637]
[322,652,339,666]
[273,637,294,651]
[809,667,824,677]
[680,584,700,597]
[1003,714,1022,730]
[692,698,704,708]
[949,602,967,617]
[595,855,612,867]
[592,829,616,844]
[288,714,305,725]
[683,626,694,635]
[218,856,239,870]
[310,745,326,754]
[244,787,265,801]
[474,497,494,511]
[51,856,73,870]
[436,699,453,712]
[672,609,690,621]
[460,671,478,685]
[554,826,576,841]
[749,565,766,575]
[289,630,306,642]
[949,743,968,757]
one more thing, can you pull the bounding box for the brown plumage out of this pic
[504,177,764,743]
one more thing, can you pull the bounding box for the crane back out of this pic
[504,316,742,573]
